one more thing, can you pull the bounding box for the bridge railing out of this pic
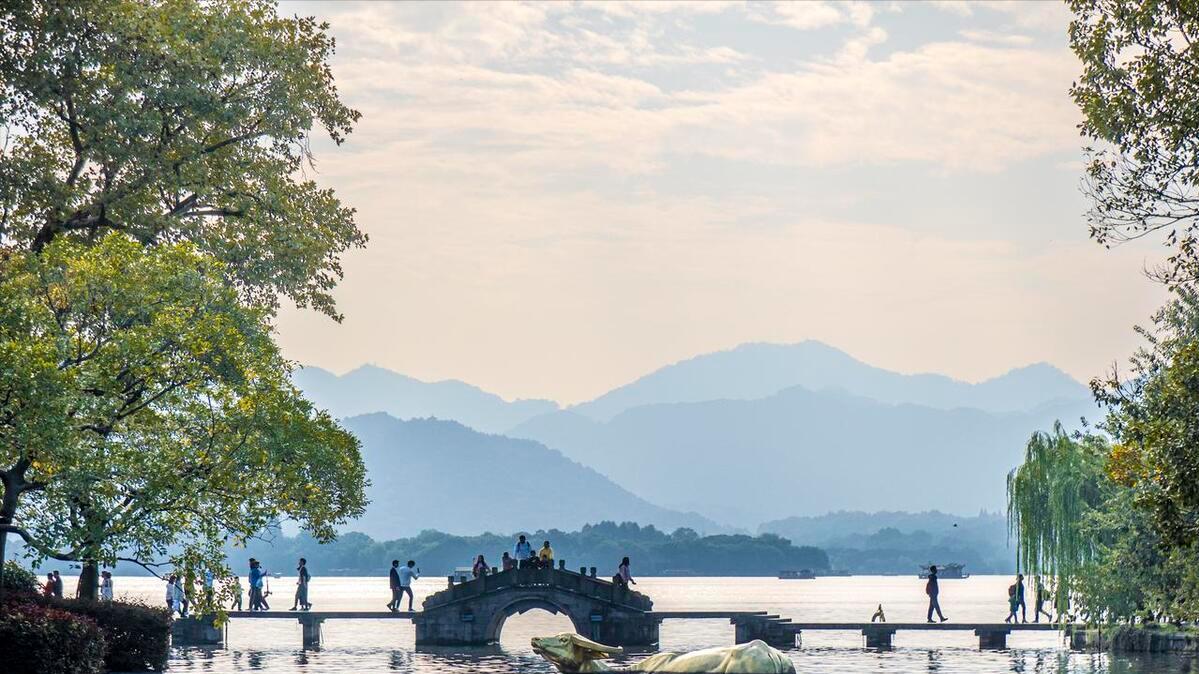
[423,564,653,612]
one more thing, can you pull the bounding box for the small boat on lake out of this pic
[778,569,816,579]
[919,562,969,579]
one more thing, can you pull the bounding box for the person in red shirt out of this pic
[42,573,54,597]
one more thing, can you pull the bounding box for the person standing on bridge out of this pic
[249,558,266,611]
[538,541,554,568]
[615,557,636,588]
[1034,580,1053,622]
[473,554,489,578]
[502,551,516,571]
[514,535,533,568]
[925,565,948,623]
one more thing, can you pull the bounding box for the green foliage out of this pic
[1007,423,1108,616]
[1,560,38,595]
[234,522,830,577]
[0,234,366,607]
[0,0,366,317]
[1095,287,1199,547]
[0,603,106,674]
[1069,0,1199,285]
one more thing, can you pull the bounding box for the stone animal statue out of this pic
[531,633,796,673]
[871,603,886,622]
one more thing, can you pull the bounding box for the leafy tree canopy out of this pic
[1070,0,1199,284]
[0,234,366,599]
[0,0,365,317]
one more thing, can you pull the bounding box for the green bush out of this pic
[1,560,39,596]
[0,602,106,674]
[42,598,171,672]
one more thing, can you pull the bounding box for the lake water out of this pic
[88,574,1194,673]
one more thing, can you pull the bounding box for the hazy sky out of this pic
[274,0,1167,405]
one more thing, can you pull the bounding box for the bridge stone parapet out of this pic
[414,566,659,648]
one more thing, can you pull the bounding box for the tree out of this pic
[1007,423,1109,618]
[1069,0,1199,285]
[0,235,367,603]
[1094,287,1199,548]
[0,0,370,600]
[0,0,365,316]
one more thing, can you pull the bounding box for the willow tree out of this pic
[1007,423,1108,618]
[0,0,368,600]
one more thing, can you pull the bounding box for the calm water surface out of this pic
[92,575,1196,673]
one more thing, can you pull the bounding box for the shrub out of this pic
[76,599,171,672]
[42,598,171,672]
[1,560,39,596]
[0,602,106,674]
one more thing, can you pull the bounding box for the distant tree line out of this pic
[226,522,830,578]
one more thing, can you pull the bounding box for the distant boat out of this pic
[815,569,852,577]
[778,569,816,580]
[271,572,282,579]
[919,562,969,579]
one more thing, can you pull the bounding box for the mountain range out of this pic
[340,413,719,539]
[296,340,1096,534]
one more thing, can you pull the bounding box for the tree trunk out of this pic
[0,530,7,603]
[78,559,99,601]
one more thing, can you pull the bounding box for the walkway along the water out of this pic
[171,565,1079,650]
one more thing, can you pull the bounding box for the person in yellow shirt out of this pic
[538,540,554,568]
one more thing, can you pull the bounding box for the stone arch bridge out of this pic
[414,565,659,647]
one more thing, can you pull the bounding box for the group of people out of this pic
[1005,573,1054,623]
[920,565,1059,625]
[41,569,113,601]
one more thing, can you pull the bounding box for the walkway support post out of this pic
[862,625,897,649]
[300,615,324,650]
[976,628,1009,649]
[170,616,223,645]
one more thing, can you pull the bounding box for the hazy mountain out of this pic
[758,510,1014,574]
[340,413,720,539]
[566,341,1089,421]
[295,365,557,434]
[511,386,1096,528]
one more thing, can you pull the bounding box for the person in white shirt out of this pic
[513,535,533,567]
[100,571,113,601]
[164,576,176,612]
[396,560,420,612]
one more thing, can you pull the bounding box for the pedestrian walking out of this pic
[1014,573,1027,623]
[1034,580,1053,622]
[165,575,177,612]
[51,570,64,598]
[100,571,113,601]
[1005,581,1020,623]
[925,565,948,623]
[397,560,419,612]
[230,575,244,611]
[290,558,311,611]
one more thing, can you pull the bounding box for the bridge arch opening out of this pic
[489,598,587,649]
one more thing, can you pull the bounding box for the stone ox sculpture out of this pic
[531,633,796,673]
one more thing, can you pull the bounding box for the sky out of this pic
[273,0,1168,405]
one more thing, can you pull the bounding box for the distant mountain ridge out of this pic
[510,385,1095,527]
[340,413,721,539]
[295,365,557,434]
[296,341,1090,435]
[566,341,1089,421]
